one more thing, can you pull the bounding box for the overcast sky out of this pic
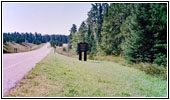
[2,3,92,35]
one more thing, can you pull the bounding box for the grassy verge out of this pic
[6,50,167,97]
[54,48,167,80]
[3,42,45,53]
[88,55,167,80]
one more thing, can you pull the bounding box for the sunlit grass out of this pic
[3,42,45,53]
[6,50,167,97]
[88,54,167,79]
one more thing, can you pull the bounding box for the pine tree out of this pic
[87,3,107,53]
[78,21,88,42]
[150,3,167,66]
[85,25,97,55]
[70,24,77,40]
[69,24,77,49]
[123,3,167,65]
[124,4,153,62]
[101,4,129,55]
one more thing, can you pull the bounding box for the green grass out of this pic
[88,55,167,79]
[6,50,167,97]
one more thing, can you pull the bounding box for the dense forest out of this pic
[3,32,68,46]
[68,3,167,66]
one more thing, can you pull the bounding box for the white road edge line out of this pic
[3,54,44,70]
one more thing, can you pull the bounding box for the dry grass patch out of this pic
[3,42,45,53]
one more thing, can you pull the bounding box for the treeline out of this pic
[69,3,167,66]
[3,32,68,45]
[50,40,63,47]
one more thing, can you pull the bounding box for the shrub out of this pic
[137,63,167,80]
[154,53,167,66]
[88,55,94,60]
[63,47,67,52]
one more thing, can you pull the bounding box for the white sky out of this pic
[2,3,92,35]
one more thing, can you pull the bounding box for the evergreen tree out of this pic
[85,25,97,55]
[123,3,167,65]
[78,21,88,42]
[69,24,77,49]
[150,3,167,65]
[101,4,134,55]
[3,32,68,46]
[87,3,108,52]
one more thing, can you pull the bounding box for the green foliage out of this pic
[78,21,88,42]
[123,3,167,66]
[3,38,7,44]
[86,25,97,55]
[154,53,167,66]
[69,24,77,49]
[63,47,67,52]
[101,4,134,55]
[69,3,107,55]
[50,40,63,47]
[88,54,167,79]
[33,40,41,45]
[50,40,56,47]
[151,3,167,66]
[137,63,167,80]
[3,32,68,45]
[120,16,133,51]
[68,3,167,66]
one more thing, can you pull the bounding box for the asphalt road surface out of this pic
[3,43,51,96]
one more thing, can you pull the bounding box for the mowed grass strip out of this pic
[6,50,167,97]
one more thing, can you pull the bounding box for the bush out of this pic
[63,47,67,52]
[50,40,56,47]
[88,55,94,60]
[50,40,63,47]
[154,53,167,66]
[137,63,167,80]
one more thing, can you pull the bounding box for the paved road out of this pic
[3,43,51,96]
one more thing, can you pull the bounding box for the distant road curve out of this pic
[3,43,51,96]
